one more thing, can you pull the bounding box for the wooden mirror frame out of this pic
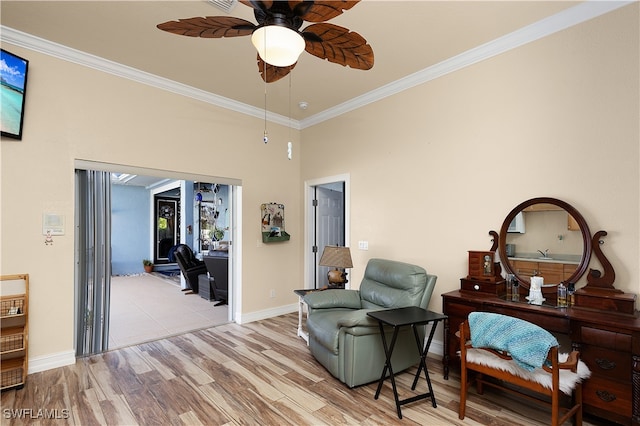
[498,197,592,289]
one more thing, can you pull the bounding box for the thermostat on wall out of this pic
[43,213,65,235]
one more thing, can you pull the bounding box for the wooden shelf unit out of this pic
[1,274,29,391]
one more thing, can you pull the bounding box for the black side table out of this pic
[367,306,448,419]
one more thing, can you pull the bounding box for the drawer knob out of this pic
[596,390,617,403]
[474,285,480,290]
[595,358,616,370]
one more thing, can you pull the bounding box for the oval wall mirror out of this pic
[498,197,592,289]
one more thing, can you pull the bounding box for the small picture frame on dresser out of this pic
[468,251,496,281]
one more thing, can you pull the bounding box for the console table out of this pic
[442,289,640,426]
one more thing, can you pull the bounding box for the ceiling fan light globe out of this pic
[251,25,305,67]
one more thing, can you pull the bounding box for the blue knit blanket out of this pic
[468,312,558,371]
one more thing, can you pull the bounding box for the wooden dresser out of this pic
[442,289,640,426]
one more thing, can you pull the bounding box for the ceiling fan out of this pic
[157,0,374,83]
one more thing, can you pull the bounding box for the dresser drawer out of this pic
[579,326,632,352]
[580,344,630,382]
[460,278,505,296]
[443,297,481,360]
[583,375,632,418]
[488,306,570,334]
[444,299,478,319]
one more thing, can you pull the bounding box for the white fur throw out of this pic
[465,348,591,395]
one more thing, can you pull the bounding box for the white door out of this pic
[314,184,345,288]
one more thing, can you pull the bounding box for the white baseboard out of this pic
[428,339,444,357]
[28,350,76,374]
[236,303,298,324]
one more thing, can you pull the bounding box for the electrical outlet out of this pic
[270,289,276,298]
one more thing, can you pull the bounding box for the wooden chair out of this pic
[458,319,586,426]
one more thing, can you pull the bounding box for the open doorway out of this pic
[110,176,232,349]
[75,161,240,355]
[305,174,351,289]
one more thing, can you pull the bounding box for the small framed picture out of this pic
[482,254,493,276]
[468,251,495,280]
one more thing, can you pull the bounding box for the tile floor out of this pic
[109,273,229,349]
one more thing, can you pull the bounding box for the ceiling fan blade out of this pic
[257,55,296,83]
[293,1,360,23]
[302,23,373,70]
[240,1,273,11]
[157,16,256,38]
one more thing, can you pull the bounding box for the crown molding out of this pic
[1,1,632,131]
[0,25,299,130]
[299,0,634,129]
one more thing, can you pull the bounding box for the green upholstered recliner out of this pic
[303,258,437,388]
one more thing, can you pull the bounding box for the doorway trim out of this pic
[304,173,351,290]
[74,159,241,344]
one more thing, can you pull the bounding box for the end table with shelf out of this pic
[293,288,344,345]
[293,289,315,344]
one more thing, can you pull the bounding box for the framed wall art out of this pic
[261,203,290,243]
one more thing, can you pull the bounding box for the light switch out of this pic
[358,241,369,250]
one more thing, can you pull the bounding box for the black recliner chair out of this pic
[203,255,229,306]
[173,244,206,293]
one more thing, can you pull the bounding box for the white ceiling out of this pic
[3,0,622,126]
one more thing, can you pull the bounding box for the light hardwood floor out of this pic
[2,313,611,425]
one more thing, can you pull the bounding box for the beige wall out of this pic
[301,5,639,311]
[1,4,638,368]
[1,46,303,361]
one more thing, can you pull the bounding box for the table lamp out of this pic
[319,246,353,289]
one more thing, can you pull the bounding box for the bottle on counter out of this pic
[511,275,519,302]
[567,282,575,306]
[506,274,513,299]
[557,282,567,308]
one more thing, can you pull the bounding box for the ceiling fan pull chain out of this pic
[288,72,292,160]
[262,30,268,144]
[262,81,268,144]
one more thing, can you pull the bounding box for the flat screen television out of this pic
[1,49,29,140]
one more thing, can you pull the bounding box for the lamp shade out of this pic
[319,246,353,269]
[251,25,305,67]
